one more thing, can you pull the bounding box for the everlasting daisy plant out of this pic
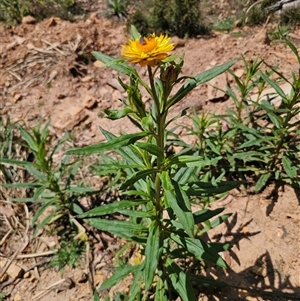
[69,25,237,300]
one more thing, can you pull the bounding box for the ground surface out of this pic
[0,4,300,301]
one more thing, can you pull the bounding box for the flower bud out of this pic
[161,65,177,84]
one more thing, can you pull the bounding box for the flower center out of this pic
[136,36,157,52]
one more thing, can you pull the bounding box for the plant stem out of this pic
[147,66,166,221]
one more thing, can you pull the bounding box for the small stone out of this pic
[83,95,97,109]
[13,94,22,103]
[23,271,31,278]
[93,60,104,68]
[172,36,185,48]
[57,94,67,99]
[13,293,22,301]
[81,76,93,83]
[253,28,270,45]
[0,259,24,279]
[22,16,36,24]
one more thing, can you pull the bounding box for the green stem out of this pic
[147,66,167,221]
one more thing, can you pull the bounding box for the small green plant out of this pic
[0,292,7,301]
[212,18,235,32]
[185,30,300,191]
[128,0,209,38]
[106,0,127,20]
[268,25,290,41]
[50,239,85,271]
[68,25,237,300]
[0,0,76,24]
[0,121,94,236]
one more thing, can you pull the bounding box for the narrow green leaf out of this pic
[198,213,232,235]
[131,25,140,40]
[104,107,134,120]
[144,221,160,291]
[100,264,139,290]
[67,132,148,155]
[31,199,56,226]
[135,142,165,161]
[25,166,47,181]
[0,158,34,167]
[168,59,236,109]
[255,172,271,191]
[154,277,168,301]
[77,200,147,218]
[186,181,240,197]
[166,155,221,168]
[165,258,197,301]
[85,219,147,242]
[193,208,225,224]
[128,262,145,301]
[93,291,100,301]
[161,172,194,238]
[171,234,227,268]
[282,156,297,178]
[120,169,158,189]
[19,126,38,153]
[101,129,145,166]
[92,51,136,76]
[260,72,286,100]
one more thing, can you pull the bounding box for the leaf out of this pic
[19,126,38,153]
[85,219,147,242]
[260,72,286,100]
[101,129,145,166]
[100,264,139,290]
[131,25,140,40]
[170,234,227,268]
[135,142,165,162]
[193,208,225,224]
[255,172,271,191]
[92,51,137,76]
[161,172,194,238]
[167,59,236,109]
[103,107,134,120]
[144,221,160,291]
[186,181,240,197]
[166,155,222,168]
[282,156,297,178]
[165,258,197,301]
[0,158,35,167]
[198,213,232,235]
[154,277,168,301]
[173,166,199,185]
[120,169,158,189]
[67,132,148,155]
[25,166,47,181]
[93,291,100,301]
[128,262,144,301]
[77,200,147,218]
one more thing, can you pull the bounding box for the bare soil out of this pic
[0,7,299,301]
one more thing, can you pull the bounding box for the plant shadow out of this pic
[199,213,300,301]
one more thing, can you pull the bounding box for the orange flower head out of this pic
[121,33,174,67]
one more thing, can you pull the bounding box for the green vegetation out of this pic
[50,239,85,271]
[128,0,208,38]
[0,0,77,24]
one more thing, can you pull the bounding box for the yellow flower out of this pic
[121,33,174,67]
